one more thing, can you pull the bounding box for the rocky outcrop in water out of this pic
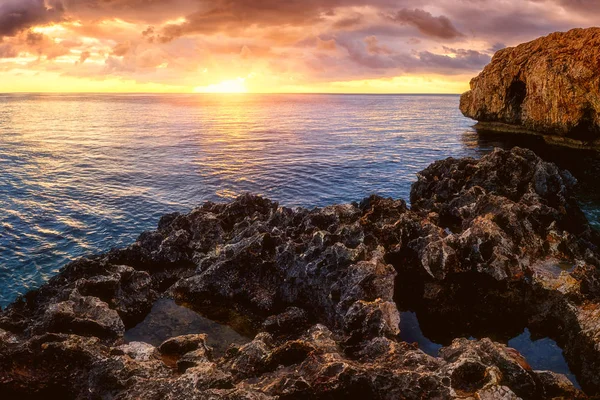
[460,28,600,148]
[1,148,599,399]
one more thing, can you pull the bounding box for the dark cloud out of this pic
[333,15,363,29]
[0,0,201,39]
[443,3,575,43]
[418,49,491,72]
[337,36,417,71]
[533,0,600,13]
[26,31,45,46]
[158,1,328,42]
[487,42,506,53]
[0,0,64,37]
[389,8,464,39]
[61,0,197,24]
[156,1,400,42]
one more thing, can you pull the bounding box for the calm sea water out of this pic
[1,94,599,308]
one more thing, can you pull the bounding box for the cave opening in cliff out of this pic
[506,79,527,122]
[571,108,600,142]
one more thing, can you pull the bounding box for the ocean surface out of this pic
[1,93,599,308]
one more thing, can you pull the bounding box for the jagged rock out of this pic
[113,341,160,362]
[176,348,213,373]
[42,290,125,340]
[460,28,600,148]
[0,148,597,399]
[261,307,310,337]
[536,370,586,400]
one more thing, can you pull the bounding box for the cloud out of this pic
[365,36,392,55]
[112,41,132,56]
[316,37,337,51]
[0,0,64,37]
[418,49,491,72]
[240,45,253,59]
[487,42,506,53]
[0,0,596,91]
[337,36,417,71]
[61,0,198,24]
[78,50,90,63]
[20,30,71,59]
[136,48,167,68]
[155,1,399,42]
[333,15,363,29]
[0,44,19,58]
[26,31,45,46]
[534,0,600,13]
[389,8,464,39]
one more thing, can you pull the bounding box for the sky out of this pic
[0,0,597,93]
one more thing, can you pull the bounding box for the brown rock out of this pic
[460,28,600,148]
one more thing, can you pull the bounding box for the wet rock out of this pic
[159,334,210,357]
[460,28,600,148]
[0,148,597,398]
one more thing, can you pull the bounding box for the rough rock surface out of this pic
[1,148,599,399]
[460,28,600,148]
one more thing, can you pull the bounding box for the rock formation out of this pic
[460,28,600,148]
[1,148,599,399]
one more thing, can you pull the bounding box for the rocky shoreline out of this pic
[460,28,600,149]
[1,148,600,399]
[471,121,600,151]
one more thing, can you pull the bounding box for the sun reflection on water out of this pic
[0,93,599,308]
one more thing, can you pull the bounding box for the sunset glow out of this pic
[0,1,596,93]
[194,78,248,94]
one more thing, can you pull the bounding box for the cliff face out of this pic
[1,148,600,399]
[460,28,600,147]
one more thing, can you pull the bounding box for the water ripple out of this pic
[0,94,599,307]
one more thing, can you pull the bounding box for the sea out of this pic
[1,93,599,308]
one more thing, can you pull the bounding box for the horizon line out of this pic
[0,92,463,96]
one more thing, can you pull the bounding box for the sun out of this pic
[193,78,248,94]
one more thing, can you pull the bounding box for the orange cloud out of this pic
[0,0,595,93]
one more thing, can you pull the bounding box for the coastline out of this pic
[473,122,600,151]
[1,147,598,399]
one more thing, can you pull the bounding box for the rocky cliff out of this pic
[460,28,600,148]
[1,148,600,399]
